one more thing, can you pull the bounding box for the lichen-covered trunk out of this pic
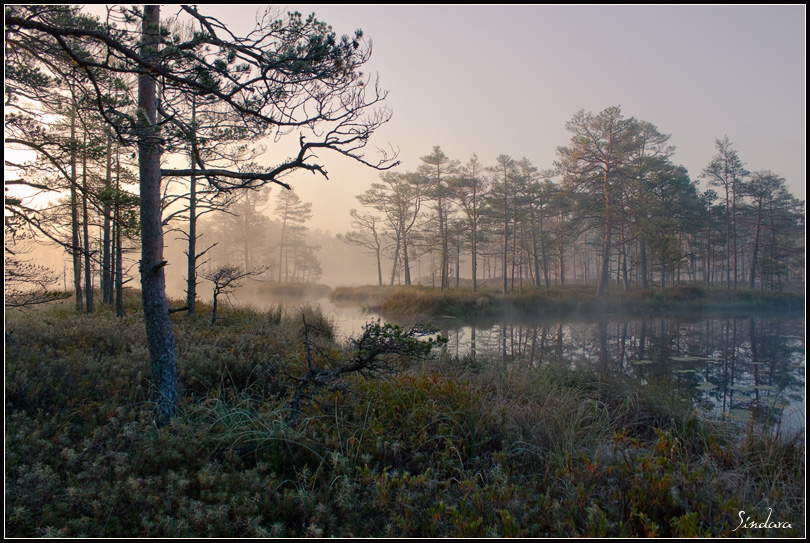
[138,5,177,426]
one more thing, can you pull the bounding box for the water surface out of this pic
[235,291,805,435]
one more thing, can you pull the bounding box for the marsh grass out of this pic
[329,285,405,307]
[5,296,805,537]
[345,284,804,320]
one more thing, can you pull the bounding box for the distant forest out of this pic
[343,108,804,295]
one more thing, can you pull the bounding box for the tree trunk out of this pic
[138,5,177,427]
[705,220,712,289]
[375,247,383,286]
[597,217,612,297]
[502,194,509,294]
[403,230,412,286]
[187,98,198,315]
[115,147,124,318]
[749,201,763,289]
[439,196,449,290]
[597,167,613,297]
[69,104,83,311]
[82,126,93,313]
[639,239,648,289]
[211,287,220,324]
[557,221,565,287]
[471,217,478,292]
[278,204,287,281]
[102,130,113,304]
[539,208,550,289]
[388,231,400,286]
[455,232,460,288]
[620,225,629,290]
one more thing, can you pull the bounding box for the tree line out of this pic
[344,107,804,295]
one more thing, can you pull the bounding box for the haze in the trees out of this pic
[5,4,397,425]
[275,189,315,283]
[355,171,426,286]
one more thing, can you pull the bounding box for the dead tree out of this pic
[202,264,268,324]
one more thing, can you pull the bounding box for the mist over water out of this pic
[230,285,805,436]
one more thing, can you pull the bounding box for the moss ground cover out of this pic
[5,292,805,537]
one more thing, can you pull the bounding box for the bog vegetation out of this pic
[5,294,805,537]
[333,284,804,320]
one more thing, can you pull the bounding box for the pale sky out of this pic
[13,5,808,234]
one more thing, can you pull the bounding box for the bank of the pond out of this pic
[5,297,805,537]
[331,284,805,319]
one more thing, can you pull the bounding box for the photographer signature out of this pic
[734,508,792,531]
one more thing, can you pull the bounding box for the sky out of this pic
[10,4,807,235]
[202,4,805,234]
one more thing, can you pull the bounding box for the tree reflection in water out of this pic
[440,316,805,434]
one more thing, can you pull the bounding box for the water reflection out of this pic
[437,316,804,434]
[230,291,804,435]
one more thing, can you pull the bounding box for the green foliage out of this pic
[5,300,805,537]
[344,321,446,374]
